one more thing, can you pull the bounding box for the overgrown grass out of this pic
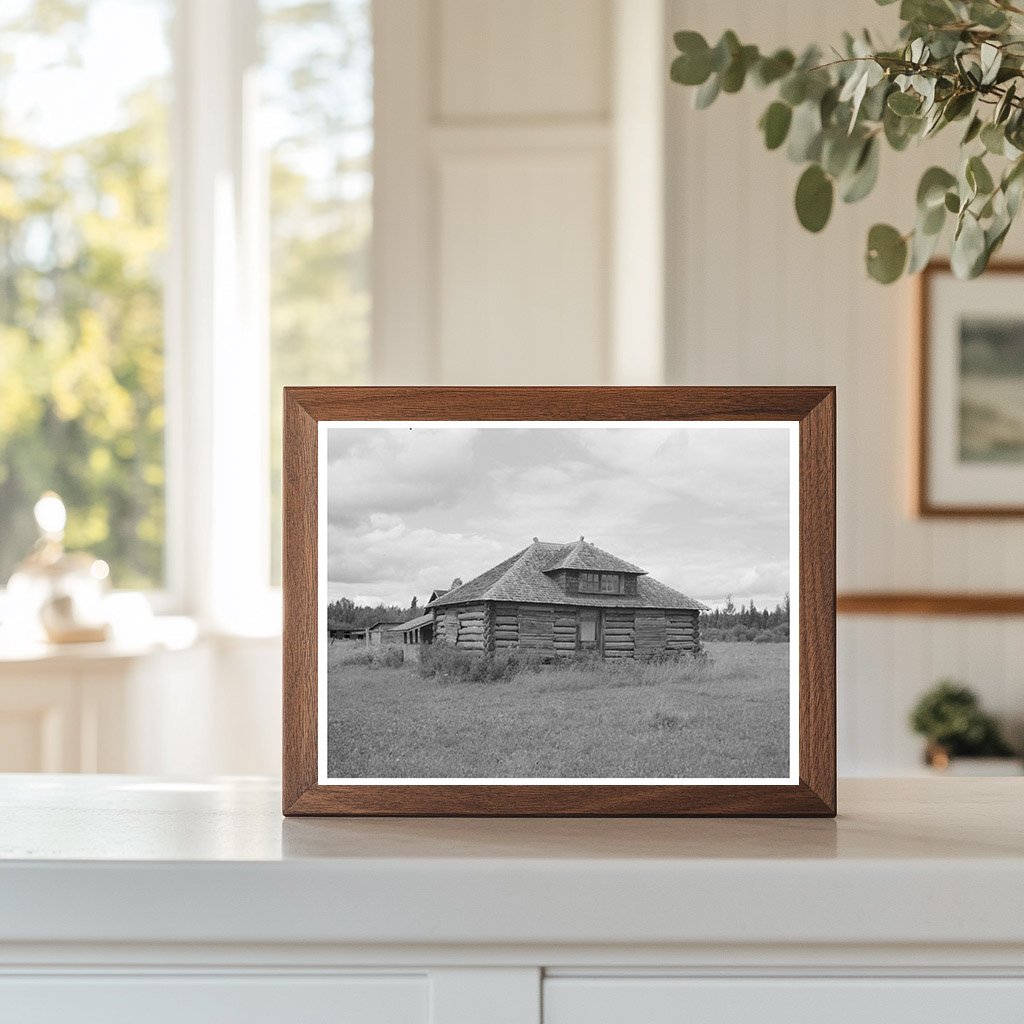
[325,642,790,780]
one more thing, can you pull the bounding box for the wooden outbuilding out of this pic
[328,625,365,643]
[425,538,706,659]
[365,620,403,646]
[392,612,434,645]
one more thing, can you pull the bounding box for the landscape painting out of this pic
[959,317,1024,463]
[319,422,797,784]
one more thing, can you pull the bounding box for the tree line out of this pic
[326,596,418,631]
[701,594,790,643]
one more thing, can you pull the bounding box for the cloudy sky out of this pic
[325,424,793,611]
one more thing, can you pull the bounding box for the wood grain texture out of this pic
[282,386,836,817]
[916,260,1024,518]
[838,592,1024,616]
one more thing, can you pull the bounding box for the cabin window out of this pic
[599,573,621,594]
[578,609,600,649]
[579,572,600,593]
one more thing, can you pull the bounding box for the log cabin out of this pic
[425,538,706,659]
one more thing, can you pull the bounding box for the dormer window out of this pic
[579,572,623,594]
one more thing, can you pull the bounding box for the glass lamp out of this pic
[5,493,111,644]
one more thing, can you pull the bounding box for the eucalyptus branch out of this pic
[670,0,1024,283]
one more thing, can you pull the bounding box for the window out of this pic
[600,573,621,594]
[262,0,372,581]
[579,610,598,645]
[579,572,599,593]
[0,0,172,589]
[0,0,373,623]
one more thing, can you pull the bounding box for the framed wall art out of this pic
[282,387,836,816]
[918,261,1024,517]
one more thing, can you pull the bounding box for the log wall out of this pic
[518,605,555,650]
[494,602,520,649]
[634,609,667,657]
[454,604,486,652]
[603,608,635,659]
[667,610,699,652]
[439,601,699,657]
[553,609,578,654]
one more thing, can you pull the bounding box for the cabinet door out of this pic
[0,974,428,1024]
[544,977,1024,1024]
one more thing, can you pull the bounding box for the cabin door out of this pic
[578,609,602,653]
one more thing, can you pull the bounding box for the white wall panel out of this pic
[437,151,608,384]
[665,0,1024,774]
[438,0,610,120]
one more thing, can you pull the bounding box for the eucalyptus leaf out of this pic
[795,164,834,232]
[842,137,881,203]
[721,44,759,92]
[962,115,983,145]
[787,101,823,162]
[951,211,987,278]
[967,154,995,195]
[917,166,957,210]
[908,221,942,273]
[981,121,1006,155]
[888,90,921,115]
[970,2,1009,29]
[980,42,1003,86]
[996,82,1017,124]
[694,73,721,109]
[760,102,793,150]
[754,49,795,87]
[779,73,807,106]
[710,31,740,73]
[866,223,908,283]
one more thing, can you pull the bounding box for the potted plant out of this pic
[909,679,1020,772]
[670,0,1024,283]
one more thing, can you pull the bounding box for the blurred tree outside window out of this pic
[0,0,172,589]
[262,0,372,582]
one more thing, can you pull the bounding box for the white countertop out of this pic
[2,775,1023,951]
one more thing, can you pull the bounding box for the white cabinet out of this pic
[1,975,428,1024]
[544,978,1024,1024]
[2,778,1023,1023]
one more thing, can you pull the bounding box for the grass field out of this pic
[325,641,790,779]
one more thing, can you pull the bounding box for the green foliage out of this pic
[670,0,1024,282]
[909,679,1015,756]
[0,2,168,586]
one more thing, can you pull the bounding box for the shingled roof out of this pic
[426,540,706,611]
[542,538,646,575]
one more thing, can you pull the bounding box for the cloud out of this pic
[327,428,476,526]
[324,424,793,608]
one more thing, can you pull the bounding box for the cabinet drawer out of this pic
[544,977,1024,1024]
[0,974,427,1024]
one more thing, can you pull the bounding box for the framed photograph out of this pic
[283,387,835,816]
[918,261,1024,516]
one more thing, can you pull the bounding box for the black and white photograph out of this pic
[959,317,1024,464]
[318,421,798,784]
[919,263,1024,514]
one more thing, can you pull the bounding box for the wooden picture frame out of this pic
[917,261,1024,517]
[283,387,836,817]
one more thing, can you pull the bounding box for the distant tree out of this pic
[723,594,736,616]
[411,595,417,611]
[450,577,463,589]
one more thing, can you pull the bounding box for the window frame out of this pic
[599,573,622,594]
[165,0,278,631]
[578,571,600,594]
